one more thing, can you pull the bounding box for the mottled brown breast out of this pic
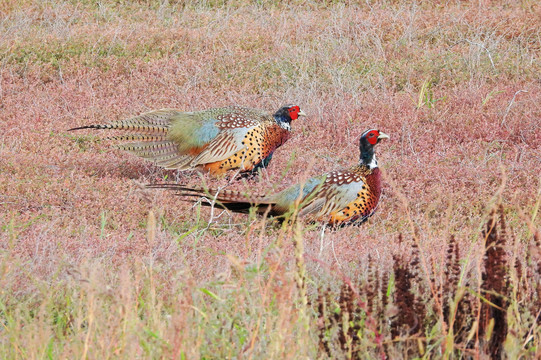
[202,122,290,175]
[259,122,291,159]
[327,167,382,225]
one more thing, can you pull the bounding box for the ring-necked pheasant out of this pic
[149,129,389,226]
[69,105,306,176]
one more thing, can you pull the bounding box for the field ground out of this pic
[1,0,540,358]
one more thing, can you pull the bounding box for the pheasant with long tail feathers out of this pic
[149,129,389,226]
[69,105,305,176]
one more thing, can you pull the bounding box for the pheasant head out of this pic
[273,105,306,130]
[359,129,389,169]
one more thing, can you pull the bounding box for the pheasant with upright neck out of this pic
[149,129,389,226]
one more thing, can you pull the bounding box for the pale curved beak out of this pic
[298,109,307,117]
[378,132,390,140]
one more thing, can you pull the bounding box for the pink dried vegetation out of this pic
[0,0,540,357]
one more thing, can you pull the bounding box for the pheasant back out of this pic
[150,165,382,226]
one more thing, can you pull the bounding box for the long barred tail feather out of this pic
[68,110,195,165]
[154,155,194,170]
[69,109,179,132]
[146,183,275,214]
[104,135,166,142]
[114,139,183,164]
[68,122,169,134]
[116,141,177,157]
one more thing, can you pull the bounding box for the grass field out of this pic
[1,0,540,358]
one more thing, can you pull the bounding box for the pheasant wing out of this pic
[190,127,255,166]
[298,170,365,219]
[170,106,268,166]
[168,106,265,151]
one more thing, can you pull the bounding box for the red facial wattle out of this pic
[288,106,300,120]
[366,130,379,145]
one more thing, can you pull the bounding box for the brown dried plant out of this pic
[479,206,510,358]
